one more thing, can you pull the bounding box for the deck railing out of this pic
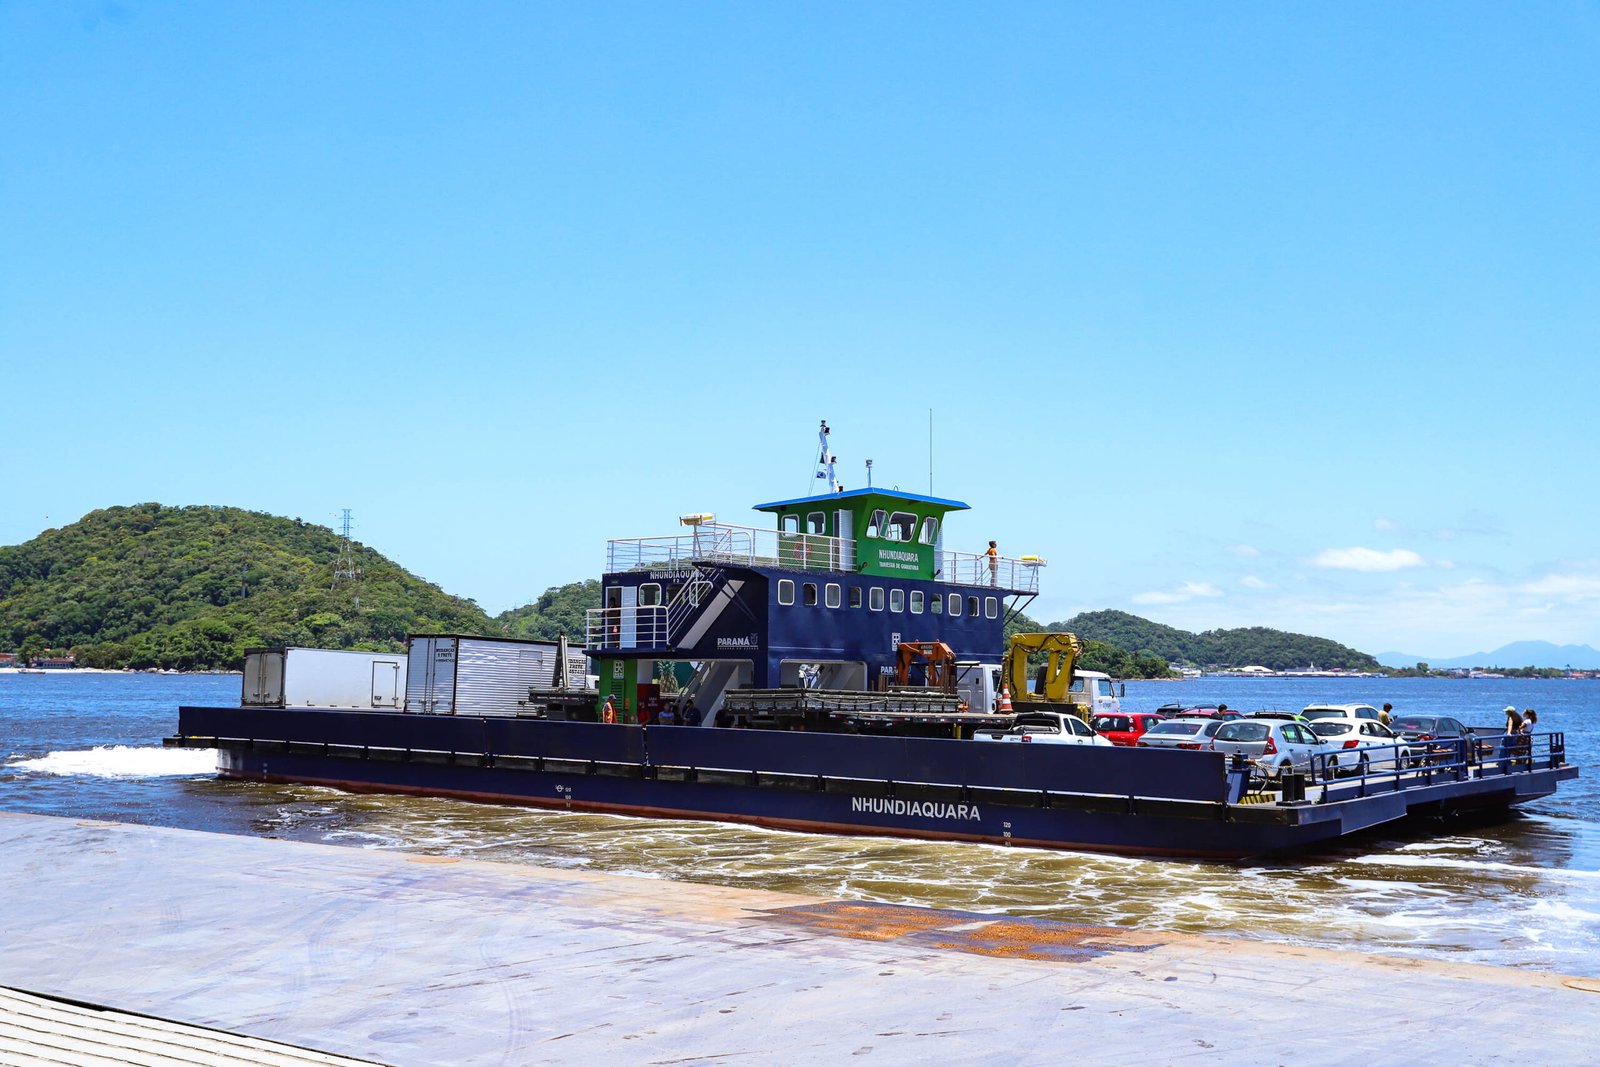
[604,522,1042,592]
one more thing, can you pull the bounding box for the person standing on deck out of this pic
[1381,702,1393,726]
[986,541,999,586]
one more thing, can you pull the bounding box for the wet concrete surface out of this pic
[0,811,1594,1065]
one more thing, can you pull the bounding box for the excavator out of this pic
[1001,632,1092,722]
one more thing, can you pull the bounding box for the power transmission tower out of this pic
[332,508,361,608]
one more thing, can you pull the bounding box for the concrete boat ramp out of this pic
[1,812,1596,1066]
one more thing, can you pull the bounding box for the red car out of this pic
[1091,711,1166,747]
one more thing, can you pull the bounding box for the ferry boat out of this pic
[168,426,1579,858]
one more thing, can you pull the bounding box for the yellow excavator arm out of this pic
[1001,632,1084,709]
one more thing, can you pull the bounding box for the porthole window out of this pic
[849,586,863,608]
[825,583,841,608]
[910,591,924,614]
[804,583,819,606]
[967,595,980,617]
[890,589,904,612]
[948,594,961,617]
[870,587,885,611]
[984,597,998,619]
[931,594,942,614]
[778,580,795,606]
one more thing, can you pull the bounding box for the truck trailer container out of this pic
[240,648,407,711]
[404,635,589,717]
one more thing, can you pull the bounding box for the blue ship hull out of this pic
[171,706,1578,859]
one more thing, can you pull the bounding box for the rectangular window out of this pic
[984,596,998,618]
[869,587,884,611]
[918,517,939,545]
[887,512,916,542]
[967,595,980,617]
[889,589,904,612]
[781,514,799,533]
[778,579,795,606]
[803,583,819,606]
[639,583,661,607]
[807,512,826,534]
[849,586,863,608]
[909,590,924,614]
[867,509,886,538]
[931,594,942,614]
[825,583,841,608]
[948,593,961,617]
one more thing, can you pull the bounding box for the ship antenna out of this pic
[812,419,838,494]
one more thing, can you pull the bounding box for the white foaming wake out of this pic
[7,746,217,778]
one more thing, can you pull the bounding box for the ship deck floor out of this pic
[1,811,1595,1066]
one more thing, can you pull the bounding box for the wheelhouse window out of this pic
[803,582,818,606]
[889,589,904,612]
[825,583,841,608]
[778,579,795,606]
[807,512,826,534]
[867,509,886,538]
[870,587,884,611]
[639,583,661,606]
[984,597,998,618]
[886,512,916,542]
[849,586,863,608]
[917,517,939,545]
[781,514,799,534]
[910,590,924,614]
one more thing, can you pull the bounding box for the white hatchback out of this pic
[1306,719,1415,774]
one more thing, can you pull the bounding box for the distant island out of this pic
[0,503,1429,677]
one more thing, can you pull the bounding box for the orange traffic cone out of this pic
[998,686,1013,713]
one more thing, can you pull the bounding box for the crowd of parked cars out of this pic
[1083,702,1501,784]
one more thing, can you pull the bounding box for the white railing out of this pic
[939,550,1044,594]
[586,605,669,650]
[603,522,1043,592]
[606,523,850,574]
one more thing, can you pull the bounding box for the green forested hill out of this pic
[1052,609,1379,671]
[0,504,497,669]
[496,580,601,643]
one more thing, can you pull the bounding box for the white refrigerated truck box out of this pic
[241,647,408,710]
[404,635,588,716]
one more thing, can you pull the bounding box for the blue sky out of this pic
[3,2,1598,658]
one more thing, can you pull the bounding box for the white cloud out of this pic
[1310,547,1425,572]
[1374,517,1399,532]
[1132,581,1222,605]
[1240,575,1270,589]
[1227,544,1261,558]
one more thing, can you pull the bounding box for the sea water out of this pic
[3,671,1597,974]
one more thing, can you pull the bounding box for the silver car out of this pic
[1210,718,1335,780]
[1136,718,1226,751]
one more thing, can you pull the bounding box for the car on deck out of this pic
[1209,718,1337,780]
[1302,703,1383,724]
[1136,717,1228,751]
[1306,719,1416,773]
[1090,711,1165,747]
